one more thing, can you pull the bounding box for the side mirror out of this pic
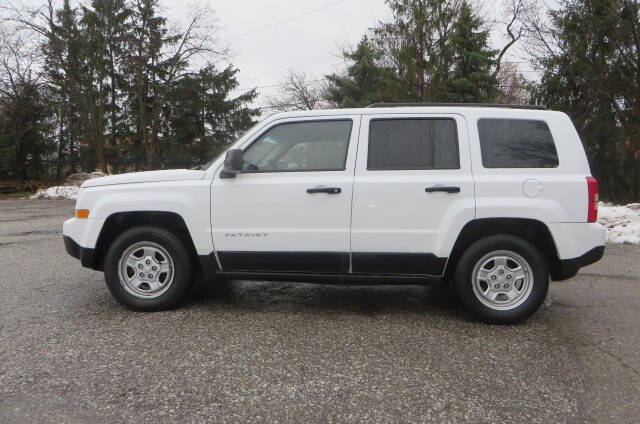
[220,149,243,179]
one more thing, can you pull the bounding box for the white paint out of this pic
[350,113,475,258]
[211,115,361,253]
[82,169,205,188]
[63,105,607,272]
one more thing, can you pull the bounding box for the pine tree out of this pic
[446,1,498,102]
[371,0,459,101]
[84,0,132,171]
[42,0,85,173]
[81,3,110,173]
[0,81,53,180]
[163,65,259,166]
[125,0,170,170]
[535,0,640,202]
[324,37,394,107]
[5,0,262,176]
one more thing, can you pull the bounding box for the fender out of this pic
[76,179,214,255]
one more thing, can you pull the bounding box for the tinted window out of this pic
[478,119,559,168]
[241,120,352,172]
[367,119,459,170]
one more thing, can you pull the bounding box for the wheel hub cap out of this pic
[471,250,533,311]
[118,242,174,299]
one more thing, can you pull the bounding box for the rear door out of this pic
[350,113,475,276]
[211,116,360,273]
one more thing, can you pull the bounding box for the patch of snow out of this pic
[599,203,640,244]
[29,186,79,200]
[65,172,107,186]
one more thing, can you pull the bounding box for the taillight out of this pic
[586,177,598,222]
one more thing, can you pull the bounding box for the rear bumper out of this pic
[550,245,605,281]
[64,235,100,270]
[547,222,606,259]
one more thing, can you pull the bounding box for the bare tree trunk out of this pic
[56,108,65,181]
[135,57,152,170]
[109,50,118,171]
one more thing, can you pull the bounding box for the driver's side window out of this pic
[241,120,352,172]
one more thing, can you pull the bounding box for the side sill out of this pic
[215,271,442,285]
[551,245,605,281]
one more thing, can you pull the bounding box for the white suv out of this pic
[63,104,605,323]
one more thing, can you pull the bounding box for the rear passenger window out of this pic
[478,119,559,168]
[368,119,459,170]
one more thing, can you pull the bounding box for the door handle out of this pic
[425,186,460,193]
[307,186,342,194]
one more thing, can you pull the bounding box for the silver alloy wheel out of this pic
[117,241,174,299]
[471,250,533,311]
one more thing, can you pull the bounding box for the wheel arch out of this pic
[92,211,200,273]
[444,218,561,280]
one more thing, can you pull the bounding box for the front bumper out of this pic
[63,217,105,270]
[64,235,100,270]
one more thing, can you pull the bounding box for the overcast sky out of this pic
[172,0,394,105]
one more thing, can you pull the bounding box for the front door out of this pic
[350,113,475,276]
[211,116,360,273]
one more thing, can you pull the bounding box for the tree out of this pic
[362,0,520,103]
[324,36,394,107]
[83,0,131,169]
[41,0,86,174]
[163,65,259,165]
[371,0,461,101]
[0,18,52,180]
[496,62,530,104]
[0,82,53,180]
[126,0,220,169]
[5,0,258,178]
[265,71,327,112]
[446,1,499,102]
[526,0,640,202]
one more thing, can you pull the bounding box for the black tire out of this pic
[453,235,549,324]
[104,226,192,311]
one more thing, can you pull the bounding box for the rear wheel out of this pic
[454,235,549,324]
[104,226,192,311]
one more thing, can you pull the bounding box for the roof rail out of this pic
[367,102,547,110]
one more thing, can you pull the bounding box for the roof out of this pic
[264,104,556,121]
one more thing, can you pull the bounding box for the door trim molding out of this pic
[217,251,350,273]
[215,251,447,277]
[351,252,447,277]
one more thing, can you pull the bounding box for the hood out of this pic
[82,169,206,188]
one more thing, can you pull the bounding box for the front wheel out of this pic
[453,235,549,324]
[104,226,192,311]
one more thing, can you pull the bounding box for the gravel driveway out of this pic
[1,200,639,423]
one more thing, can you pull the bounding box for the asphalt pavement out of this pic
[1,199,639,423]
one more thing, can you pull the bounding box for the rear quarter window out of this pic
[477,118,559,168]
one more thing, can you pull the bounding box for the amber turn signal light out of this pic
[76,209,90,219]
